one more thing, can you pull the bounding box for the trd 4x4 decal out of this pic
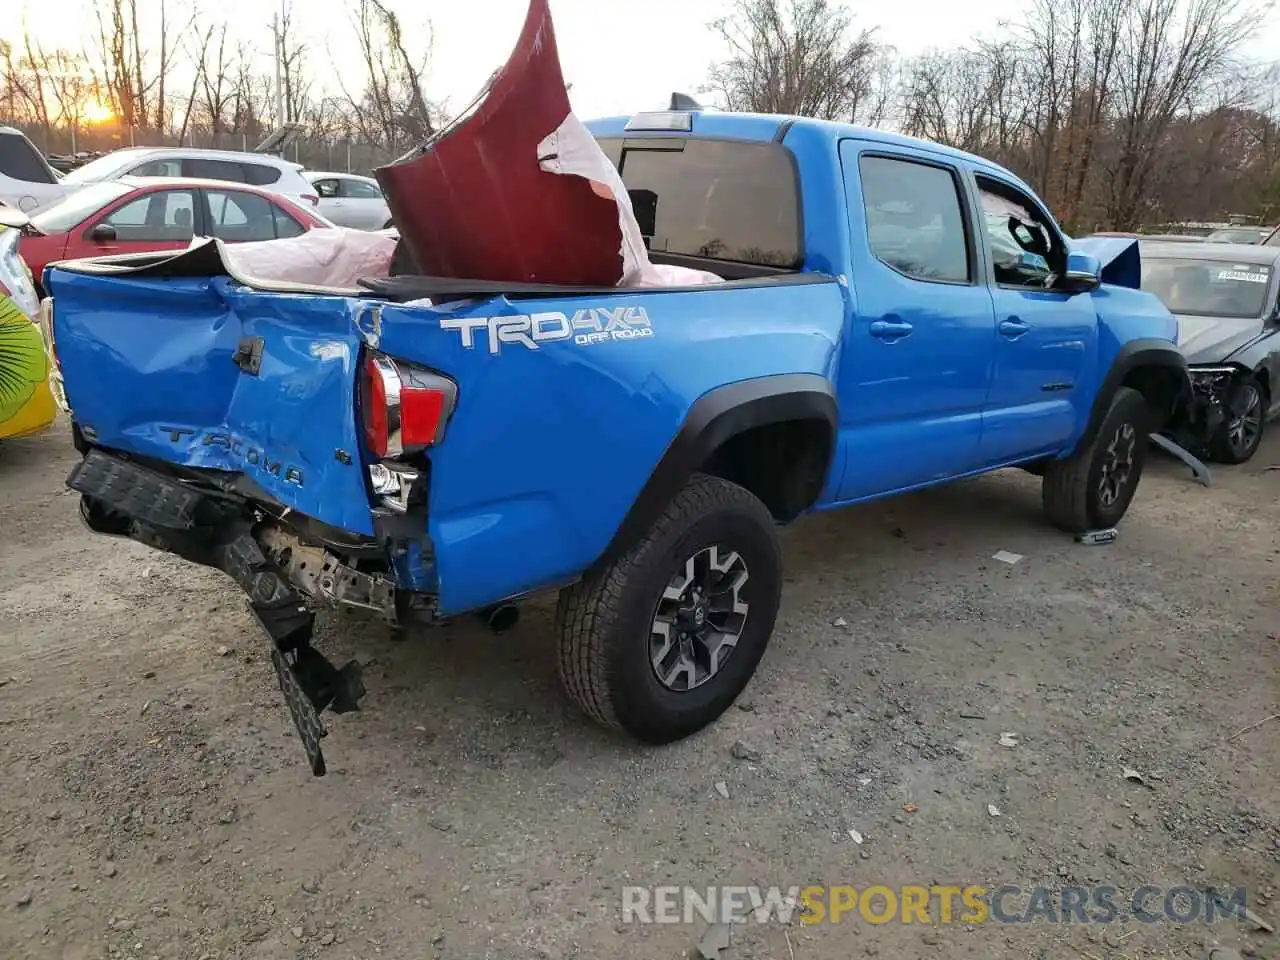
[441,305,653,355]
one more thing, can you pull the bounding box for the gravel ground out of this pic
[1,421,1276,960]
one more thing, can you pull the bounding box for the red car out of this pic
[19,176,333,288]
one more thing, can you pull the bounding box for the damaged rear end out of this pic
[44,246,466,776]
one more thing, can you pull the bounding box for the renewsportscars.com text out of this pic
[620,884,1252,926]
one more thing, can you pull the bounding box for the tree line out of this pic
[2,0,1278,231]
[1,0,437,175]
[709,0,1280,231]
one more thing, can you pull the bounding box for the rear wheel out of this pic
[1206,374,1266,464]
[555,473,782,744]
[1042,386,1149,533]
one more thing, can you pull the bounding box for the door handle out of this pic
[999,317,1030,339]
[869,318,913,340]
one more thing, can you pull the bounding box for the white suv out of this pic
[0,126,67,212]
[56,147,320,209]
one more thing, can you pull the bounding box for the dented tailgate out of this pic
[46,268,379,536]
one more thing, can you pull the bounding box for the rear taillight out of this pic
[360,350,457,459]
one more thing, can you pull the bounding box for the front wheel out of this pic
[555,473,782,744]
[1042,386,1150,533]
[1207,374,1266,464]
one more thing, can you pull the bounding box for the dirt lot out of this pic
[1,421,1276,960]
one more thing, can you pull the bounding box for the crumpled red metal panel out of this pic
[374,0,624,286]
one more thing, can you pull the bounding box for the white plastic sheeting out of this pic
[191,227,400,290]
[537,112,724,289]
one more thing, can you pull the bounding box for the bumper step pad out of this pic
[223,534,367,777]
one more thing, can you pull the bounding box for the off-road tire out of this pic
[555,473,782,744]
[1206,373,1266,465]
[1042,386,1149,533]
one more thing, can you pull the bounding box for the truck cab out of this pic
[587,109,1184,507]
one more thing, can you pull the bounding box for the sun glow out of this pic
[82,100,113,124]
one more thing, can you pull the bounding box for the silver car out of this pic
[304,172,392,231]
[1140,240,1280,463]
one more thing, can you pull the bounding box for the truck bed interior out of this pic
[49,237,830,305]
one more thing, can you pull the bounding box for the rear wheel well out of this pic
[699,419,831,523]
[1123,364,1185,428]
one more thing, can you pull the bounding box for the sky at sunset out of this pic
[4,0,1279,122]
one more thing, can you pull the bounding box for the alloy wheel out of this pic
[1097,422,1137,507]
[650,545,750,692]
[1227,384,1262,456]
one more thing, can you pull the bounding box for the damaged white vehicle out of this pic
[1141,240,1280,464]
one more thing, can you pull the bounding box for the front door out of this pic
[971,173,1095,465]
[80,188,197,258]
[834,141,997,502]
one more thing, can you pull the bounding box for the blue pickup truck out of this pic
[42,108,1186,775]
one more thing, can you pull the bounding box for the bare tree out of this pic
[1,37,53,138]
[338,0,436,151]
[706,0,887,123]
[1102,0,1266,227]
[899,41,1030,161]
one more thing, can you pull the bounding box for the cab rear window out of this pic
[596,137,802,269]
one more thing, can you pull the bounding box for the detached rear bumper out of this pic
[67,446,376,776]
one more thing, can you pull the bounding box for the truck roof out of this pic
[586,110,1036,197]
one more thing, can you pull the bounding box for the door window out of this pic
[182,158,248,183]
[858,155,971,284]
[975,176,1064,289]
[240,163,282,186]
[129,158,183,177]
[312,178,340,199]
[207,189,303,242]
[272,204,306,239]
[341,179,384,200]
[98,189,195,241]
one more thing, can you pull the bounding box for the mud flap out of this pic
[1149,432,1212,487]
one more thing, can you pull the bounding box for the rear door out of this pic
[833,141,997,501]
[971,171,1095,464]
[339,177,389,230]
[78,187,197,258]
[310,177,347,225]
[201,187,305,242]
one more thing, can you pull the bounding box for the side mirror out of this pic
[1059,251,1102,294]
[89,223,117,243]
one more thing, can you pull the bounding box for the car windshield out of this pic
[59,152,132,184]
[30,181,135,232]
[1142,257,1273,319]
[1205,228,1265,244]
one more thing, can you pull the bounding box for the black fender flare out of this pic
[1078,338,1188,450]
[598,373,837,564]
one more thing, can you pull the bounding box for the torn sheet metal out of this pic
[372,0,724,291]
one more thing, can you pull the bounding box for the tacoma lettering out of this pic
[160,427,305,487]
